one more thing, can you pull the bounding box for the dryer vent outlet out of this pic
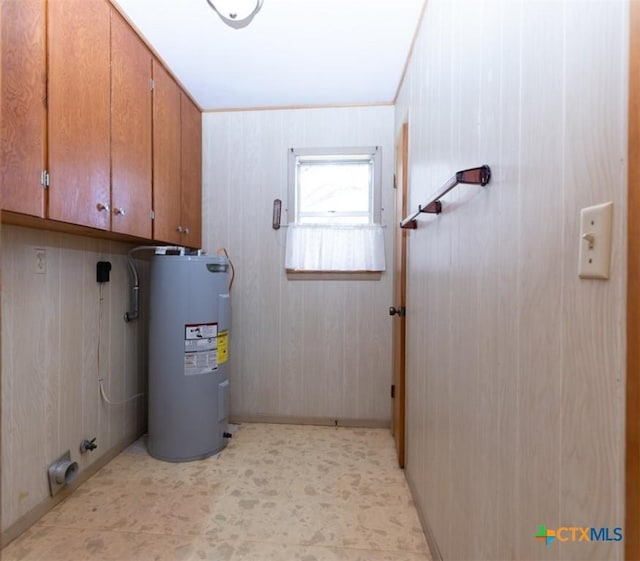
[47,450,79,497]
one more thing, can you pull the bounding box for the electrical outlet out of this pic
[34,248,46,274]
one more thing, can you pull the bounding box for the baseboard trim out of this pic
[405,467,444,561]
[0,431,144,549]
[230,414,390,429]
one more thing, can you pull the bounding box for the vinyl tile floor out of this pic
[2,423,432,561]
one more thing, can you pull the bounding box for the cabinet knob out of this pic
[113,207,126,216]
[183,227,190,235]
[176,225,183,233]
[96,202,110,213]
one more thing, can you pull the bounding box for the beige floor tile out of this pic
[3,424,432,561]
[38,480,224,536]
[230,540,433,561]
[1,526,236,561]
[197,493,427,553]
[217,465,414,506]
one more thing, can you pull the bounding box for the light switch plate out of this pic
[578,202,613,280]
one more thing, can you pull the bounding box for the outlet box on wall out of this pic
[34,248,46,274]
[96,261,111,283]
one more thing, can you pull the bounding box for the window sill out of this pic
[286,270,383,281]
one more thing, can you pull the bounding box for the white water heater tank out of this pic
[147,254,230,461]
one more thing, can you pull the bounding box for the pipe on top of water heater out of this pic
[124,245,185,322]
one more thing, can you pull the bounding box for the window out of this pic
[292,150,380,224]
[285,147,385,273]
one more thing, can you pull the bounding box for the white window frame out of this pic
[287,146,382,226]
[285,146,385,278]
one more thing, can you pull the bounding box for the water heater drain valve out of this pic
[80,437,97,453]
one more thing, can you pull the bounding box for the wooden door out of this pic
[627,2,640,558]
[48,0,111,230]
[0,0,46,216]
[111,11,152,238]
[391,122,409,468]
[180,93,202,248]
[152,60,182,244]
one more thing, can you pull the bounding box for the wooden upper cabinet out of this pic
[0,0,47,216]
[152,60,182,245]
[180,93,202,248]
[111,11,152,238]
[2,0,200,245]
[47,0,111,230]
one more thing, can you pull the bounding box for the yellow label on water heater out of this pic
[218,331,229,364]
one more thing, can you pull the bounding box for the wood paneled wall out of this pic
[395,1,628,560]
[202,106,395,424]
[1,225,148,533]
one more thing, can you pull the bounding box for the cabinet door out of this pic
[180,93,202,248]
[48,0,111,230]
[0,0,46,216]
[152,60,182,244]
[111,11,152,238]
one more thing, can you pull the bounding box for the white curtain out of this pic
[285,224,386,272]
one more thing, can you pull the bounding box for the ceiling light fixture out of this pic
[205,0,264,29]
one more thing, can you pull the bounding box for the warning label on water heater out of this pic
[184,323,218,376]
[217,330,229,365]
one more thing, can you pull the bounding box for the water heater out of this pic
[147,254,230,461]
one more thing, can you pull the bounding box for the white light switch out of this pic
[578,202,613,280]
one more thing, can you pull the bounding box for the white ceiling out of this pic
[112,0,425,111]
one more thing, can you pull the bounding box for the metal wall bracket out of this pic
[400,165,491,228]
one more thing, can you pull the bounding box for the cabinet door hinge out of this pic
[150,209,155,220]
[391,384,395,399]
[393,174,397,190]
[149,79,154,91]
[41,170,50,189]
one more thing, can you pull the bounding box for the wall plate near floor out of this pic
[47,450,79,497]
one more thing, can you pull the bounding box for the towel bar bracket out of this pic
[420,201,442,215]
[399,165,491,229]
